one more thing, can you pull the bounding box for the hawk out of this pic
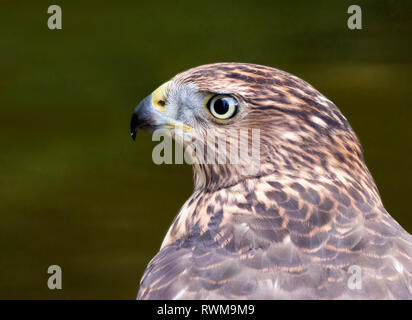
[130,63,412,299]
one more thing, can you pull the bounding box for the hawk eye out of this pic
[207,95,238,120]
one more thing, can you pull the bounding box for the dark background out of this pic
[0,0,411,299]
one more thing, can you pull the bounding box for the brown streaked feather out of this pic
[137,63,412,299]
[138,174,412,299]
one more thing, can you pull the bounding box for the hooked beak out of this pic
[130,95,154,140]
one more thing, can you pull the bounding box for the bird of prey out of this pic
[130,63,412,299]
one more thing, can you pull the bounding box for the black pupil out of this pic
[214,98,230,115]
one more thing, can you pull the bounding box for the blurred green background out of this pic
[0,0,411,299]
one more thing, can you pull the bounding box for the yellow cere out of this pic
[151,81,170,113]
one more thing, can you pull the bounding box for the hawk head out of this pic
[131,62,376,195]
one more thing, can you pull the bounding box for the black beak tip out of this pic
[131,130,136,141]
[130,112,138,141]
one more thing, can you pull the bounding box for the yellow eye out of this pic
[207,95,238,120]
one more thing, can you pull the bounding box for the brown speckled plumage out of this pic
[132,63,412,299]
